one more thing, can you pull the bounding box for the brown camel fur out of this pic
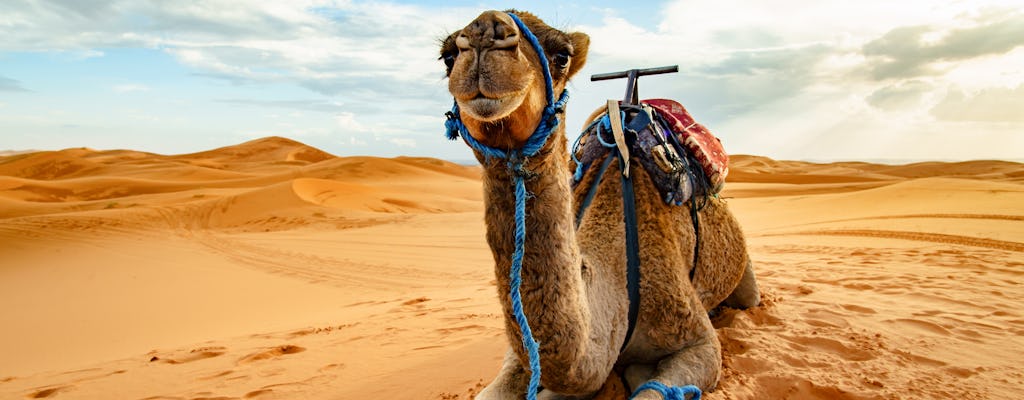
[440,10,761,399]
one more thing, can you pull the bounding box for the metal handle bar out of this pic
[590,65,678,82]
[590,65,679,106]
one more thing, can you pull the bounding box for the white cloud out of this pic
[335,112,368,133]
[931,85,1024,122]
[866,80,934,111]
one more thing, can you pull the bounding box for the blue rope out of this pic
[442,12,570,400]
[511,171,542,399]
[632,381,702,400]
[570,126,587,182]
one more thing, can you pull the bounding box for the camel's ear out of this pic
[566,31,590,80]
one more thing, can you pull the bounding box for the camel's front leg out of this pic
[476,348,530,400]
[624,322,721,399]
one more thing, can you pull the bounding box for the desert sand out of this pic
[1,136,1021,399]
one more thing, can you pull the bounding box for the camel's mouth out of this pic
[457,91,527,122]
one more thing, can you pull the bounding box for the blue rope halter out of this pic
[442,12,566,400]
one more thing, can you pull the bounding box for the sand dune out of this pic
[1,138,1021,399]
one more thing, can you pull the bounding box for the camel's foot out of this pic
[723,259,760,309]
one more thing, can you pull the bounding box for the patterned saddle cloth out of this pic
[572,99,728,205]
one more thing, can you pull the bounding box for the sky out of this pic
[1,0,1022,162]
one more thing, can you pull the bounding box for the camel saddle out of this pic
[572,99,728,208]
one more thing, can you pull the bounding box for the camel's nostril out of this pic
[455,35,470,51]
[493,19,516,40]
[492,34,518,51]
[491,15,519,49]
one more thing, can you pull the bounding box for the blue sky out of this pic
[1,0,1022,161]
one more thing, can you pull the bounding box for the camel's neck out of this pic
[477,126,590,381]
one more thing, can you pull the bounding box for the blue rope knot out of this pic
[508,156,537,182]
[631,381,702,400]
[444,111,461,141]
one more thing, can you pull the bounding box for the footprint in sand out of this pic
[886,318,952,336]
[402,297,430,306]
[945,366,980,378]
[841,280,876,290]
[718,334,752,356]
[27,385,72,399]
[244,388,275,398]
[892,348,947,367]
[286,324,356,338]
[149,346,227,364]
[755,377,861,400]
[237,345,306,364]
[319,363,345,372]
[785,335,876,362]
[197,370,235,381]
[839,304,877,314]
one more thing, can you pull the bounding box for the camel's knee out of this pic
[724,259,760,309]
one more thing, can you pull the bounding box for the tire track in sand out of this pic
[790,229,1024,252]
[817,213,1024,224]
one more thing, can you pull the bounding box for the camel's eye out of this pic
[553,51,570,69]
[442,52,457,70]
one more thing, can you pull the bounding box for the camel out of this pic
[439,10,761,399]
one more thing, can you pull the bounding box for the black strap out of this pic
[574,153,616,228]
[689,201,700,281]
[619,150,641,353]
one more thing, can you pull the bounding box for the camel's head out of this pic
[441,10,589,149]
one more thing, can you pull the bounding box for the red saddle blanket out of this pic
[644,99,729,193]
